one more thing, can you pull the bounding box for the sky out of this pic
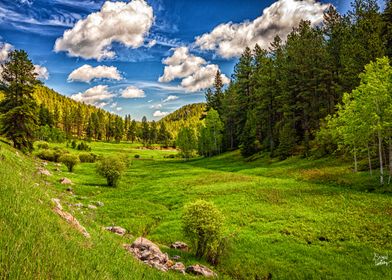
[0,0,385,120]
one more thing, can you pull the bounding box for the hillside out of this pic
[161,103,205,138]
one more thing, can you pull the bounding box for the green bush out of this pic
[134,154,140,159]
[79,152,97,163]
[77,142,91,151]
[182,200,224,260]
[96,156,126,187]
[59,154,80,172]
[36,141,49,150]
[36,149,55,161]
[71,140,77,149]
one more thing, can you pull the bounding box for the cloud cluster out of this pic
[121,86,146,98]
[195,0,329,58]
[34,65,49,80]
[163,95,178,103]
[159,47,229,92]
[0,43,13,62]
[68,65,122,83]
[54,0,154,60]
[153,110,168,117]
[70,85,115,106]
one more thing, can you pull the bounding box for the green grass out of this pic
[2,140,392,279]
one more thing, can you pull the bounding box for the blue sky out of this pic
[0,0,383,120]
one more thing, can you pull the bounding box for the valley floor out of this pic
[1,141,392,279]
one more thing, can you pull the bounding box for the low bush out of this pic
[36,149,55,161]
[77,142,91,151]
[96,156,126,187]
[134,154,140,159]
[182,200,224,262]
[79,152,97,163]
[36,141,49,150]
[59,154,80,172]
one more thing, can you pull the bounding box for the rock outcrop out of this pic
[186,264,217,277]
[59,177,73,185]
[105,226,126,236]
[171,241,189,251]
[38,167,52,176]
[52,198,90,238]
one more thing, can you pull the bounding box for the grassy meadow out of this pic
[1,140,392,279]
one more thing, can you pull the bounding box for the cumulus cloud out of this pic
[68,65,122,83]
[150,103,162,109]
[34,65,49,80]
[195,0,329,58]
[121,86,146,98]
[0,43,13,62]
[70,85,115,106]
[116,107,123,111]
[153,110,169,117]
[54,0,154,60]
[159,46,229,92]
[163,95,179,103]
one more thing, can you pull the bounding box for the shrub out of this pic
[96,156,126,187]
[77,142,91,151]
[36,141,49,150]
[71,140,77,149]
[182,200,224,260]
[59,154,80,172]
[79,152,97,163]
[36,149,55,161]
[134,154,140,159]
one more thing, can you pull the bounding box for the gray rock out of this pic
[105,226,126,236]
[170,241,189,251]
[88,204,97,210]
[74,203,83,208]
[172,255,181,261]
[170,262,186,274]
[60,178,73,185]
[38,167,52,176]
[186,264,217,277]
[95,201,104,207]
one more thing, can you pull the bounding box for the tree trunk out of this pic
[389,137,392,184]
[378,130,384,185]
[353,145,358,173]
[367,144,372,176]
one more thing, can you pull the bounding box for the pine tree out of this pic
[0,50,38,152]
[128,120,137,143]
[141,116,150,145]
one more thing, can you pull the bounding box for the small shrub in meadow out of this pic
[36,149,55,161]
[134,154,140,159]
[59,154,80,172]
[71,140,77,149]
[77,142,91,151]
[182,200,224,260]
[96,156,126,187]
[79,152,97,163]
[36,141,49,150]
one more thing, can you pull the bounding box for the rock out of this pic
[51,198,90,238]
[41,161,48,166]
[124,237,169,271]
[106,226,126,236]
[66,187,73,192]
[38,167,52,176]
[74,203,83,208]
[95,201,104,207]
[88,204,97,210]
[172,255,181,261]
[60,177,73,185]
[171,241,188,251]
[186,264,217,278]
[170,262,186,274]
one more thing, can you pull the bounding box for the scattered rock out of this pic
[186,264,217,277]
[172,255,181,261]
[170,262,186,274]
[88,204,97,210]
[37,167,52,176]
[74,203,83,208]
[106,226,127,236]
[95,201,104,207]
[171,241,188,251]
[124,237,169,272]
[60,177,73,185]
[51,198,90,238]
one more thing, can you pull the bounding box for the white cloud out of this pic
[163,95,179,103]
[158,47,206,82]
[121,85,146,98]
[116,107,123,111]
[68,64,122,82]
[159,46,229,92]
[110,102,117,108]
[195,0,329,58]
[150,103,162,109]
[34,65,49,80]
[70,85,115,106]
[153,110,169,117]
[0,43,13,62]
[54,0,154,60]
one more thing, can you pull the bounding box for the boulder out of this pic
[170,241,189,251]
[88,204,97,210]
[172,255,181,261]
[95,201,104,207]
[60,178,73,185]
[51,198,90,238]
[106,226,126,236]
[186,264,217,278]
[38,167,52,176]
[170,262,186,274]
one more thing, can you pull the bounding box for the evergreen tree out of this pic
[158,122,171,147]
[150,120,158,144]
[141,116,150,145]
[176,127,197,160]
[0,50,38,151]
[128,119,137,143]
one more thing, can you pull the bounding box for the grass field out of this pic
[2,141,392,279]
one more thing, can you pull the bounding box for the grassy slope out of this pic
[0,142,183,280]
[2,141,392,279]
[35,142,392,280]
